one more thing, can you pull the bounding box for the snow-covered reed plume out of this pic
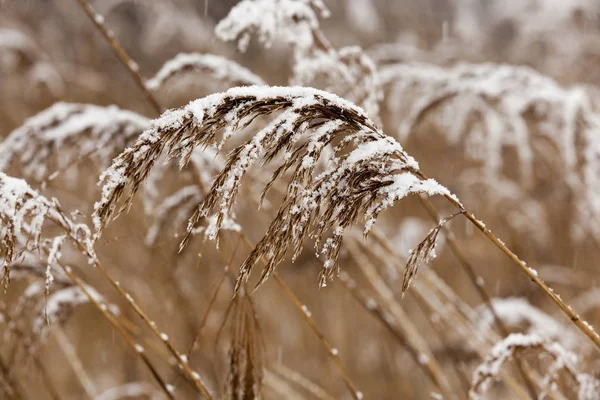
[380,62,594,184]
[94,86,456,292]
[476,298,580,350]
[0,103,148,182]
[469,333,599,400]
[0,172,96,290]
[381,61,600,242]
[148,53,265,92]
[216,0,382,120]
[291,45,382,121]
[32,284,117,344]
[215,0,329,52]
[2,269,116,361]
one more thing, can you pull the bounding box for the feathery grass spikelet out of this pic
[0,172,96,290]
[93,86,457,292]
[0,103,148,182]
[148,53,266,92]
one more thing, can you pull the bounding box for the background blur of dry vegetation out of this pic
[3,0,600,399]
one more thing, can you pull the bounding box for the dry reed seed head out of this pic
[93,85,459,294]
[381,61,600,243]
[469,333,598,400]
[216,0,330,52]
[380,62,597,186]
[0,172,97,290]
[0,102,149,182]
[147,53,266,92]
[402,211,461,295]
[218,0,382,121]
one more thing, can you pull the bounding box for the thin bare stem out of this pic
[53,328,96,399]
[73,0,162,114]
[271,363,336,400]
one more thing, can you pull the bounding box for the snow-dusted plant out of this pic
[215,0,330,52]
[91,84,600,353]
[32,284,117,343]
[0,102,148,183]
[469,333,599,400]
[476,298,580,350]
[147,53,265,92]
[93,85,456,292]
[291,45,382,121]
[0,172,96,290]
[380,62,594,184]
[216,0,382,120]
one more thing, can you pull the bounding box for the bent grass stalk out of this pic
[360,233,538,400]
[416,196,538,399]
[412,170,600,350]
[69,5,214,395]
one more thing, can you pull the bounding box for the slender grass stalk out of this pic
[73,0,162,114]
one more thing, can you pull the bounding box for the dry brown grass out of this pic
[2,1,600,399]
